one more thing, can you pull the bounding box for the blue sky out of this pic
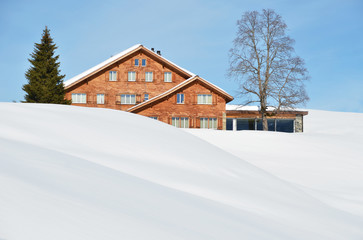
[1,0,362,112]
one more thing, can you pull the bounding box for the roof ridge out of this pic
[64,44,196,88]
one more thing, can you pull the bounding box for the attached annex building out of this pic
[64,44,307,132]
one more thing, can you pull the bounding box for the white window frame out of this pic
[135,59,139,66]
[72,93,87,104]
[180,117,189,128]
[177,93,184,104]
[200,118,208,129]
[172,117,179,128]
[97,94,105,104]
[197,94,212,104]
[121,94,136,104]
[142,59,146,67]
[128,71,136,81]
[109,71,117,81]
[144,94,149,101]
[145,72,153,82]
[209,118,217,129]
[164,72,172,82]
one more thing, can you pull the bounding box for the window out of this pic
[255,119,277,131]
[268,119,276,131]
[200,118,208,129]
[209,118,217,129]
[230,118,294,132]
[172,117,189,128]
[109,71,117,81]
[276,119,294,133]
[72,93,86,104]
[164,72,172,82]
[197,94,212,104]
[226,118,233,130]
[142,59,146,66]
[144,94,149,101]
[172,117,179,128]
[180,117,189,128]
[237,119,255,130]
[200,117,217,129]
[128,71,136,81]
[145,72,153,82]
[121,94,136,104]
[135,59,139,66]
[177,93,184,104]
[149,116,157,120]
[97,94,105,104]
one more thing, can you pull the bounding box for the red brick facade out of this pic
[64,45,233,129]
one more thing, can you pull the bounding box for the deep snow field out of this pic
[0,103,362,240]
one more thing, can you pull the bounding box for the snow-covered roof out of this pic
[64,44,196,88]
[226,105,307,113]
[64,44,141,87]
[128,76,233,112]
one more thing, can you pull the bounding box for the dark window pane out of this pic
[226,118,233,130]
[237,119,255,130]
[256,119,263,130]
[276,119,294,133]
[268,119,275,131]
[256,119,275,131]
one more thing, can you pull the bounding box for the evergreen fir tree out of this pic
[23,26,70,104]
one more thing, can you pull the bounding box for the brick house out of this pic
[64,44,233,130]
[64,44,307,132]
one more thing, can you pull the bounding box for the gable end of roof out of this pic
[64,44,196,89]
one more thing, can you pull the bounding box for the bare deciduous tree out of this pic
[228,9,309,130]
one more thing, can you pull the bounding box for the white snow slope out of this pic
[0,103,362,240]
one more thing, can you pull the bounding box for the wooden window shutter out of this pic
[93,94,96,104]
[116,94,121,105]
[196,118,200,128]
[213,94,217,105]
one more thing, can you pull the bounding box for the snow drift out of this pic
[0,103,362,239]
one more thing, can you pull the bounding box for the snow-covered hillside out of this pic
[0,103,362,240]
[188,110,363,217]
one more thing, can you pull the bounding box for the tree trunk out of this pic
[261,98,268,131]
[262,112,268,131]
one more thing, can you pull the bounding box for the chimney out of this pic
[151,48,155,52]
[157,50,161,56]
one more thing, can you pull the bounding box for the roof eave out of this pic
[128,76,234,113]
[64,45,143,89]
